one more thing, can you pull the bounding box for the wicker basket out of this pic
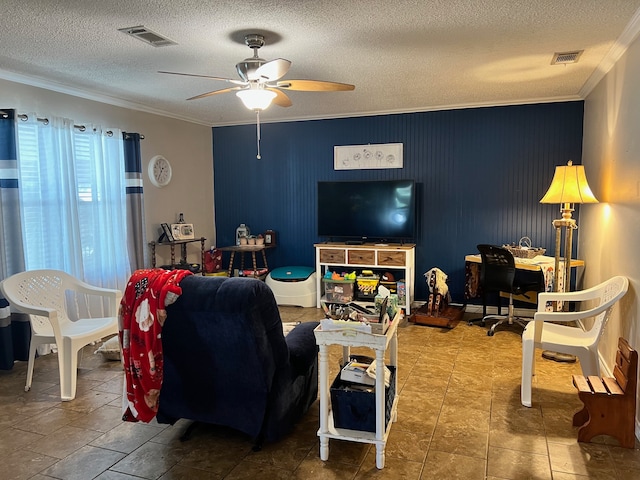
[503,237,545,259]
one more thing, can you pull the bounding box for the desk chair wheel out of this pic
[468,320,485,327]
[487,329,495,337]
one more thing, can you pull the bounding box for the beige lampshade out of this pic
[540,161,598,204]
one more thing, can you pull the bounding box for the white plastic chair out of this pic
[520,275,628,407]
[0,270,120,401]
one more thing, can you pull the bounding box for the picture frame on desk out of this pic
[160,223,174,242]
[171,223,195,241]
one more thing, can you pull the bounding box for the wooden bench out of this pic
[572,337,637,448]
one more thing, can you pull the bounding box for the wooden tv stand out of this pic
[314,243,415,314]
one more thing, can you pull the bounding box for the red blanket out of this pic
[119,268,192,422]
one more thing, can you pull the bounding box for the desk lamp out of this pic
[540,161,598,298]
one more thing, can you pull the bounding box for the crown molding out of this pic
[0,69,210,127]
[0,68,586,128]
[579,6,640,98]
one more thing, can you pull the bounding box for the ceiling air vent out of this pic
[118,26,177,47]
[551,50,583,65]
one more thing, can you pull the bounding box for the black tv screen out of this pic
[317,180,416,241]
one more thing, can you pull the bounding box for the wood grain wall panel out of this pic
[213,102,584,302]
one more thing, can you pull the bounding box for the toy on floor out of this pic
[424,267,451,316]
[409,266,463,329]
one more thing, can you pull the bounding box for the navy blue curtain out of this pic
[0,109,28,370]
[123,132,147,270]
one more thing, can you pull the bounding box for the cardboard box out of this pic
[330,366,396,432]
[375,294,399,318]
[340,361,375,386]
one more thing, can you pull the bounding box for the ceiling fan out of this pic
[159,33,354,110]
[159,33,355,159]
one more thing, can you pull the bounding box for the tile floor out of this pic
[1,307,639,480]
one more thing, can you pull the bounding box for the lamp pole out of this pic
[552,203,578,310]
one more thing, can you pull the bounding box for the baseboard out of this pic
[463,304,536,317]
[410,302,536,318]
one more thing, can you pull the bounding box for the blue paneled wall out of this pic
[212,102,584,302]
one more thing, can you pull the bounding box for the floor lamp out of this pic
[540,160,598,301]
[539,161,598,361]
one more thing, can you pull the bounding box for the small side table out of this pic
[217,244,273,278]
[313,315,400,469]
[149,237,206,274]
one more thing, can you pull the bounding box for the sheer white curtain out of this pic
[16,114,131,290]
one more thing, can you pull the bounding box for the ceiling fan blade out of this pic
[255,58,291,82]
[187,86,242,101]
[267,88,292,107]
[276,79,355,92]
[159,71,246,86]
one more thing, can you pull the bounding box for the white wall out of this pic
[0,78,215,268]
[581,33,640,432]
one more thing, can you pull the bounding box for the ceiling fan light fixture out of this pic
[236,89,277,110]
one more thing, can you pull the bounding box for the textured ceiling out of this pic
[1,1,640,126]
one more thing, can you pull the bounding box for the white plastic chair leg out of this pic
[521,337,535,407]
[576,350,600,377]
[58,338,79,401]
[25,337,37,392]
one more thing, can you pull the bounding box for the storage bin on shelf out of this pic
[330,366,396,432]
[356,273,380,300]
[323,277,355,303]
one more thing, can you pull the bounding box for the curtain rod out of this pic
[15,113,144,139]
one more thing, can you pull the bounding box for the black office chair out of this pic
[471,244,544,336]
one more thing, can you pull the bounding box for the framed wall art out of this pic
[334,143,403,170]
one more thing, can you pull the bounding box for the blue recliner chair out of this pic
[156,275,319,446]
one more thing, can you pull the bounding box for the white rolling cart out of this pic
[313,313,399,469]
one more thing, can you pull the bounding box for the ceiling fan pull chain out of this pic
[256,110,262,160]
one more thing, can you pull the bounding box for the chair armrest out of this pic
[534,311,590,323]
[286,321,320,376]
[0,292,63,338]
[74,281,120,300]
[72,281,121,315]
[4,300,55,319]
[534,298,615,323]
[537,282,604,307]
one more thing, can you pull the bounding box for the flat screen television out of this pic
[317,180,416,242]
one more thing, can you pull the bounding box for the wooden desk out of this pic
[464,254,584,271]
[217,244,272,278]
[464,254,584,302]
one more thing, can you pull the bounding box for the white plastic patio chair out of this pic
[0,269,120,401]
[520,275,628,407]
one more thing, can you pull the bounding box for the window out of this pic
[16,116,131,289]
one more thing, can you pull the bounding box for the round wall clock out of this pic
[148,155,172,187]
